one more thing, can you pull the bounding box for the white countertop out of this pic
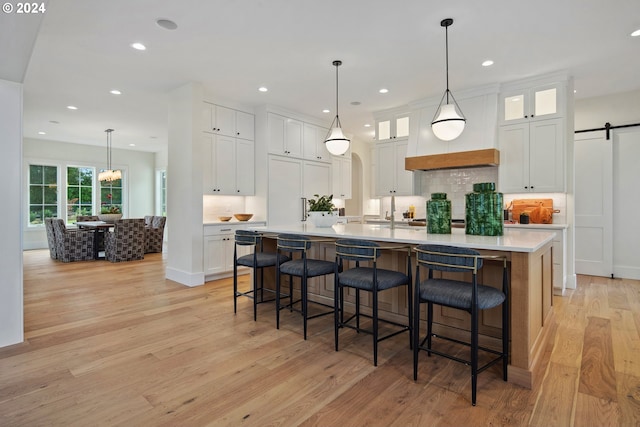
[250,223,554,253]
[204,220,266,226]
[504,222,568,230]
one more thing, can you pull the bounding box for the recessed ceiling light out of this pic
[364,124,371,128]
[258,86,268,92]
[67,105,78,110]
[322,109,330,113]
[131,42,146,51]
[631,29,640,37]
[156,19,178,30]
[129,143,136,147]
[379,88,389,94]
[49,120,59,124]
[110,89,122,95]
[38,131,46,135]
[482,60,494,67]
[350,101,361,106]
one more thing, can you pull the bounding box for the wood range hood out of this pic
[404,148,500,171]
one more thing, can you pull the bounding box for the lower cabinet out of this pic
[203,223,265,280]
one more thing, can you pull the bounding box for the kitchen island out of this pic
[251,223,555,389]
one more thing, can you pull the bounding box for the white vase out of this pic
[307,211,338,227]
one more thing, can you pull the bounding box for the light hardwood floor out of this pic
[1,249,639,426]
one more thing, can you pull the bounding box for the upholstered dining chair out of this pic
[233,230,290,321]
[144,215,166,253]
[104,218,145,262]
[334,239,412,366]
[44,218,57,260]
[276,234,336,340]
[413,244,509,406]
[51,219,94,262]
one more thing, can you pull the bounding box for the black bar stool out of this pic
[413,244,509,406]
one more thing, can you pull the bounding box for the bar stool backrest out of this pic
[277,234,312,253]
[415,244,482,274]
[335,239,381,262]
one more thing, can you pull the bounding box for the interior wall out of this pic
[22,138,156,249]
[0,79,24,347]
[575,88,640,130]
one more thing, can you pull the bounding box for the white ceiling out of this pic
[7,0,640,152]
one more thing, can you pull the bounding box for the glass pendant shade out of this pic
[431,103,466,141]
[325,127,350,155]
[324,60,350,156]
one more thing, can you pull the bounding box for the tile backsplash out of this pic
[418,167,499,218]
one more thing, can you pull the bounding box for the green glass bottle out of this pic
[427,193,451,234]
[465,182,503,236]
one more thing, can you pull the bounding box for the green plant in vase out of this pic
[307,194,335,212]
[307,194,338,227]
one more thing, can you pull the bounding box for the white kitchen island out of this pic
[251,223,555,389]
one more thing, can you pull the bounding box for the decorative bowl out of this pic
[218,216,232,222]
[308,211,339,227]
[234,213,253,222]
[97,213,123,223]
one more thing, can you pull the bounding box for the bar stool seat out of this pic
[234,230,290,321]
[276,234,335,340]
[334,239,413,366]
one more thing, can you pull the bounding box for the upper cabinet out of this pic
[332,155,352,199]
[303,123,331,163]
[498,75,571,193]
[499,82,565,125]
[202,134,255,196]
[202,102,255,140]
[376,113,410,141]
[268,113,303,157]
[374,139,414,196]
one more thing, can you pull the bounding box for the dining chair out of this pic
[44,218,58,260]
[51,219,94,262]
[144,215,166,253]
[413,244,509,406]
[334,239,412,366]
[104,218,145,262]
[233,230,290,321]
[276,234,335,340]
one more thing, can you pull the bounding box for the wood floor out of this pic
[1,250,639,426]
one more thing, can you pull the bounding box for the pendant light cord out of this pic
[105,129,114,170]
[445,22,450,104]
[333,60,342,128]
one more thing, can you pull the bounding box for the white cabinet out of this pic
[303,161,331,200]
[203,224,263,279]
[499,118,564,193]
[332,156,352,199]
[303,123,331,163]
[202,102,255,140]
[268,113,303,157]
[376,113,410,141]
[203,134,255,195]
[499,82,564,124]
[204,233,234,276]
[374,139,413,196]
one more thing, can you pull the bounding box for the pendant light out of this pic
[98,129,122,182]
[431,18,466,141]
[324,60,350,156]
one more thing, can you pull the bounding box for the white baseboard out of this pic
[165,267,205,287]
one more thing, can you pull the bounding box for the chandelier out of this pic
[98,129,122,182]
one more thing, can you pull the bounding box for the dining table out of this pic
[76,221,114,259]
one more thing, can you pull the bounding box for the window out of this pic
[100,177,122,214]
[158,170,167,216]
[67,167,94,223]
[29,165,58,225]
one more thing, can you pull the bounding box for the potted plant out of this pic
[307,194,338,227]
[98,205,123,223]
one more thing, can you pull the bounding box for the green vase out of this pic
[465,183,503,236]
[427,193,451,234]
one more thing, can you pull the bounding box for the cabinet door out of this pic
[215,105,235,137]
[375,142,396,196]
[315,128,331,162]
[500,82,564,124]
[204,235,228,275]
[529,118,564,192]
[236,139,255,195]
[303,123,319,160]
[235,111,254,140]
[202,134,215,194]
[268,113,286,154]
[202,102,215,133]
[394,140,413,195]
[303,161,331,200]
[498,124,530,193]
[215,135,236,194]
[268,156,304,225]
[332,156,352,199]
[285,118,303,157]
